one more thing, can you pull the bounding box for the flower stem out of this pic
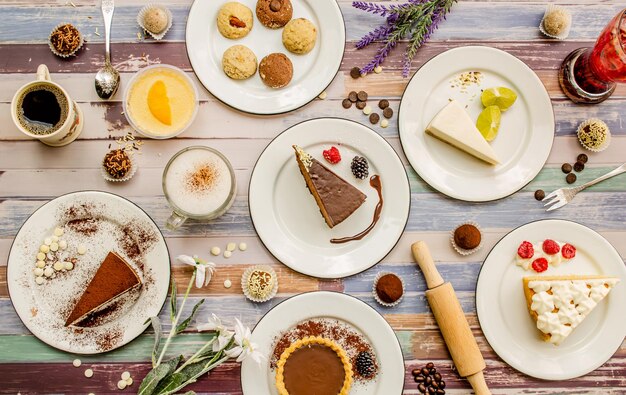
[173,336,216,374]
[155,270,196,367]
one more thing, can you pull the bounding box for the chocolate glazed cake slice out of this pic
[293,145,366,228]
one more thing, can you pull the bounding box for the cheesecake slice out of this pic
[522,275,619,345]
[425,100,500,165]
[293,145,366,228]
[65,251,142,327]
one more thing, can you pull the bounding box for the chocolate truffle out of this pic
[373,273,404,306]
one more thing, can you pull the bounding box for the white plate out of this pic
[398,46,554,202]
[241,291,405,394]
[249,118,410,279]
[476,219,626,380]
[7,191,170,354]
[186,0,345,115]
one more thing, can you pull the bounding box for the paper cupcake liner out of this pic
[241,265,278,303]
[48,23,84,58]
[137,4,173,40]
[539,4,572,40]
[450,221,483,256]
[577,118,611,153]
[372,272,405,307]
[101,152,137,182]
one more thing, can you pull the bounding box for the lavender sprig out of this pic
[353,0,456,77]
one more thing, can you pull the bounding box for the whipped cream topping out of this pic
[529,278,619,345]
[516,240,571,271]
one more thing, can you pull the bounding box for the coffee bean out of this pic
[357,90,368,101]
[421,367,430,376]
[356,101,366,110]
[433,372,442,382]
[411,369,421,376]
[439,380,446,389]
[383,107,394,119]
[534,189,545,201]
[432,381,439,389]
[436,390,445,395]
[418,383,426,393]
[342,99,352,109]
[378,99,389,109]
[566,173,577,184]
[561,163,572,173]
[425,376,432,385]
[350,67,361,79]
[369,113,380,124]
[430,367,437,374]
[574,161,585,172]
[348,91,358,102]
[414,375,425,383]
[428,387,436,394]
[577,153,588,163]
[269,0,282,11]
[426,362,434,369]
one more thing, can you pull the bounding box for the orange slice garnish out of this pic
[147,80,172,125]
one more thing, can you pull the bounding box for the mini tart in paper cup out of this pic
[137,4,173,40]
[539,4,572,40]
[101,149,137,182]
[372,272,405,307]
[450,221,483,256]
[241,265,278,303]
[48,23,84,58]
[577,118,611,152]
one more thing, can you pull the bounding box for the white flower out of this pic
[176,255,216,288]
[197,313,234,352]
[224,318,265,364]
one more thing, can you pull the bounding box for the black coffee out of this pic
[17,84,68,135]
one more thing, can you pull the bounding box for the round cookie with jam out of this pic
[256,0,293,29]
[217,2,253,39]
[222,45,257,80]
[282,18,317,55]
[259,53,293,88]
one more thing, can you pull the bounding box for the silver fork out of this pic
[543,163,626,211]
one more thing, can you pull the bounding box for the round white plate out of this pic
[7,191,170,354]
[476,219,626,380]
[186,0,345,115]
[241,291,405,394]
[398,46,554,202]
[249,118,410,279]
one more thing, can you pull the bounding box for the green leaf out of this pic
[138,355,182,395]
[170,279,178,323]
[153,353,229,395]
[175,299,205,334]
[148,316,163,368]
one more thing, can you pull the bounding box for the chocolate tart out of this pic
[65,251,141,327]
[276,336,353,395]
[293,145,366,228]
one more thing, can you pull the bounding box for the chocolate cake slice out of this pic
[293,145,366,228]
[65,251,142,327]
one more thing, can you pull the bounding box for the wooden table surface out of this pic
[1,0,626,393]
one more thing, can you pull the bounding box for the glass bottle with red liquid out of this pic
[559,9,626,104]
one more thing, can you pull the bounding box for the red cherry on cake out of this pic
[542,239,560,255]
[562,243,576,259]
[322,146,341,164]
[517,241,534,259]
[531,257,549,273]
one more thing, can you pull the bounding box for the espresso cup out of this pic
[162,146,237,230]
[11,64,84,147]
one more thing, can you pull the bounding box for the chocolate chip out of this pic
[269,0,282,11]
[534,189,545,201]
[561,163,572,174]
[566,173,577,184]
[369,113,380,124]
[348,91,358,102]
[577,153,588,163]
[574,161,585,172]
[342,99,352,109]
[418,383,426,393]
[383,107,394,119]
[412,369,421,376]
[414,375,425,382]
[426,362,434,369]
[356,101,366,110]
[378,99,389,109]
[357,90,368,101]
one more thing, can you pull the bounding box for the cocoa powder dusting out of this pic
[66,218,100,236]
[96,327,123,351]
[118,221,157,266]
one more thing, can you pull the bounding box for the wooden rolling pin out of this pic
[412,241,491,395]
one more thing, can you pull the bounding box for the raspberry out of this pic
[517,241,534,259]
[562,243,577,259]
[531,257,549,273]
[322,146,341,164]
[542,239,560,255]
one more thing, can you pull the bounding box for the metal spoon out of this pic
[95,0,120,99]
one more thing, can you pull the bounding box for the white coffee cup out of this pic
[11,64,84,147]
